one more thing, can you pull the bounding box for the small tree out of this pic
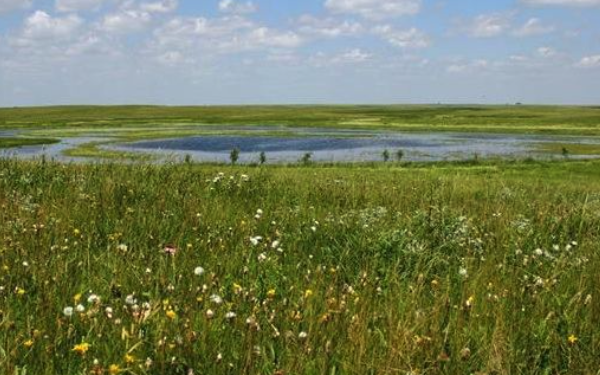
[382,149,390,162]
[395,149,404,162]
[301,152,312,165]
[230,147,240,165]
[562,147,570,159]
[259,151,267,165]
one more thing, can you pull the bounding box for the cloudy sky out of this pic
[0,0,599,106]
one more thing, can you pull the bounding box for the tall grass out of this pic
[0,159,599,374]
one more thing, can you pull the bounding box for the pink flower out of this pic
[164,244,177,255]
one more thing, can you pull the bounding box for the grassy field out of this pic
[1,158,599,374]
[1,105,600,136]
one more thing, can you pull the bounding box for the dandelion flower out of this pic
[568,334,578,345]
[298,331,308,340]
[75,304,85,313]
[63,306,74,317]
[109,364,121,374]
[72,342,90,355]
[194,266,205,276]
[304,289,313,298]
[87,294,100,304]
[206,309,215,319]
[458,267,468,277]
[267,289,276,299]
[166,310,177,319]
[124,354,136,364]
[24,340,34,348]
[225,311,237,320]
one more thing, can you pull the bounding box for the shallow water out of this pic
[114,130,600,164]
[2,127,600,164]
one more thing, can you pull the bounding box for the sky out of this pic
[0,0,599,106]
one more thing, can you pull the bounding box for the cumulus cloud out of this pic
[297,15,364,38]
[513,18,554,36]
[12,11,83,46]
[100,0,177,34]
[464,13,512,38]
[577,55,600,68]
[56,0,105,12]
[325,0,421,19]
[218,0,257,14]
[522,0,600,6]
[537,46,557,57]
[0,0,32,13]
[372,25,430,48]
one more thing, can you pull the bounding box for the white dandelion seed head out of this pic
[63,306,74,317]
[194,267,205,276]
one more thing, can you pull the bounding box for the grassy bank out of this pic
[0,137,59,149]
[0,159,599,374]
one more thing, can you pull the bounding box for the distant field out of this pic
[1,105,600,136]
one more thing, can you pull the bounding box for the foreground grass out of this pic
[0,159,599,374]
[0,137,59,149]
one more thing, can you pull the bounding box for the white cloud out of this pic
[513,18,554,36]
[100,0,177,34]
[140,0,178,13]
[218,0,256,14]
[101,10,153,33]
[297,15,364,38]
[577,55,600,68]
[151,15,303,56]
[325,0,421,19]
[0,0,32,13]
[309,48,373,67]
[522,0,600,6]
[56,0,104,12]
[373,26,430,48]
[465,13,511,38]
[14,11,83,44]
[537,46,557,57]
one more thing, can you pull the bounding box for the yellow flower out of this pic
[304,289,314,298]
[16,288,26,296]
[72,342,90,355]
[74,293,82,303]
[109,364,121,374]
[73,229,81,236]
[568,334,578,345]
[24,340,34,348]
[166,310,177,319]
[267,289,276,299]
[124,354,136,364]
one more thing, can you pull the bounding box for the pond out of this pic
[2,127,600,163]
[112,130,600,163]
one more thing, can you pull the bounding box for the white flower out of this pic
[225,311,237,320]
[87,294,100,304]
[206,309,215,318]
[256,209,263,215]
[241,174,250,182]
[145,268,152,274]
[75,304,85,312]
[105,307,114,318]
[250,236,263,246]
[117,244,128,252]
[534,248,544,256]
[257,253,268,262]
[459,267,468,277]
[22,261,29,267]
[125,294,137,305]
[310,226,317,232]
[298,331,308,340]
[194,267,205,276]
[63,306,74,317]
[210,294,223,305]
[271,240,280,249]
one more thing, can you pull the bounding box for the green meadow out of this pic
[1,157,599,374]
[0,105,599,374]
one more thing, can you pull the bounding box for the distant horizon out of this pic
[1,0,599,106]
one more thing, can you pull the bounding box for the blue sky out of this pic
[0,0,599,106]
